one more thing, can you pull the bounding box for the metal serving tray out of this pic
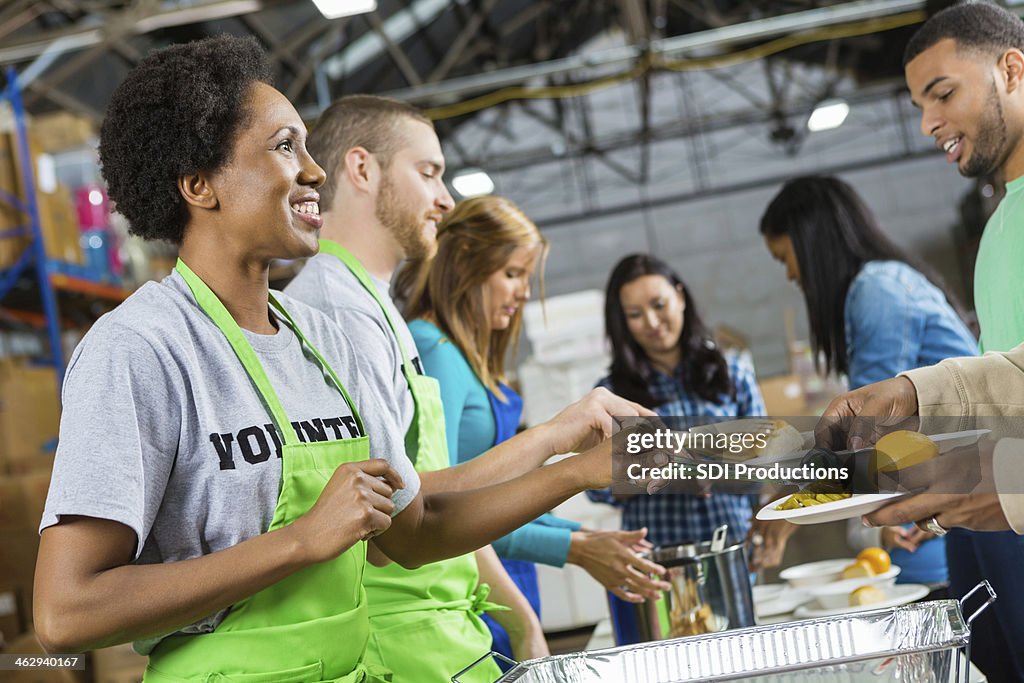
[453,582,995,683]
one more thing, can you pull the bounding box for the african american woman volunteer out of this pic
[33,36,637,682]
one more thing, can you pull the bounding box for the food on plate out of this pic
[856,547,891,574]
[774,490,851,510]
[841,559,876,579]
[694,419,804,461]
[848,585,887,606]
[774,480,852,510]
[754,420,806,457]
[872,430,939,474]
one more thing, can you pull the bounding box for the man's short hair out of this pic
[904,1,1024,67]
[309,95,433,212]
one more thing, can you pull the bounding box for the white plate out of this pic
[694,428,990,472]
[755,429,991,525]
[754,588,812,617]
[779,558,851,587]
[757,492,908,525]
[793,583,931,618]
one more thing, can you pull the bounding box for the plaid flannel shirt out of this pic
[590,351,766,547]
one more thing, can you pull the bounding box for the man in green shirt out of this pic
[820,4,1024,680]
[827,2,1024,533]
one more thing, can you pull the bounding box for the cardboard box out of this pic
[758,373,808,416]
[19,468,53,532]
[0,476,29,528]
[37,186,82,265]
[91,643,147,683]
[0,111,82,268]
[0,529,39,610]
[31,113,96,154]
[0,465,50,530]
[0,362,61,475]
[0,128,30,269]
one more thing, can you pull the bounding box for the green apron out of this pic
[319,241,503,683]
[144,259,384,683]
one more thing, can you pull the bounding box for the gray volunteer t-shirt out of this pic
[41,271,419,653]
[286,253,419,438]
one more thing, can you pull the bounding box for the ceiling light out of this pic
[452,168,495,197]
[311,0,377,19]
[807,98,850,132]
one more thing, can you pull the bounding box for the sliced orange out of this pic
[873,430,938,473]
[841,559,875,579]
[849,585,886,606]
[856,547,892,575]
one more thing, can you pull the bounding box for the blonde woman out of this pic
[397,196,664,662]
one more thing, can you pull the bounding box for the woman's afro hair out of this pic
[99,35,272,244]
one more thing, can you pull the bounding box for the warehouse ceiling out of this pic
[0,0,942,120]
[0,0,971,220]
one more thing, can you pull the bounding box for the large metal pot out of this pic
[609,529,756,645]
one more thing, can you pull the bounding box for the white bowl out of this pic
[779,559,852,588]
[752,584,786,603]
[805,565,901,598]
[809,569,901,609]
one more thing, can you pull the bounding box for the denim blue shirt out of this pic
[844,261,978,390]
[590,351,766,547]
[844,261,977,584]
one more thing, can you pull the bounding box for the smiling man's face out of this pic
[906,38,1012,178]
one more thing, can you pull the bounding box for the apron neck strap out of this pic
[267,294,366,436]
[175,259,307,447]
[318,239,417,380]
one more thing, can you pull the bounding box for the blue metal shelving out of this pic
[0,65,69,392]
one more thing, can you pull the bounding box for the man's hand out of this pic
[880,526,933,552]
[541,387,657,455]
[816,376,920,451]
[567,528,671,603]
[865,493,1009,531]
[746,519,797,571]
[862,440,1011,532]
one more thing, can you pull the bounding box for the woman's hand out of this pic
[567,528,670,603]
[507,621,550,662]
[291,458,403,563]
[880,526,933,552]
[541,387,656,455]
[475,546,549,662]
[746,519,797,571]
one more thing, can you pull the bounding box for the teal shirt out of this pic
[408,320,495,463]
[409,319,581,567]
[976,175,1024,352]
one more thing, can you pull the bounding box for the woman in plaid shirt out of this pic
[590,254,793,564]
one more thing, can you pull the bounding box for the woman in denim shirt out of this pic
[760,175,978,586]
